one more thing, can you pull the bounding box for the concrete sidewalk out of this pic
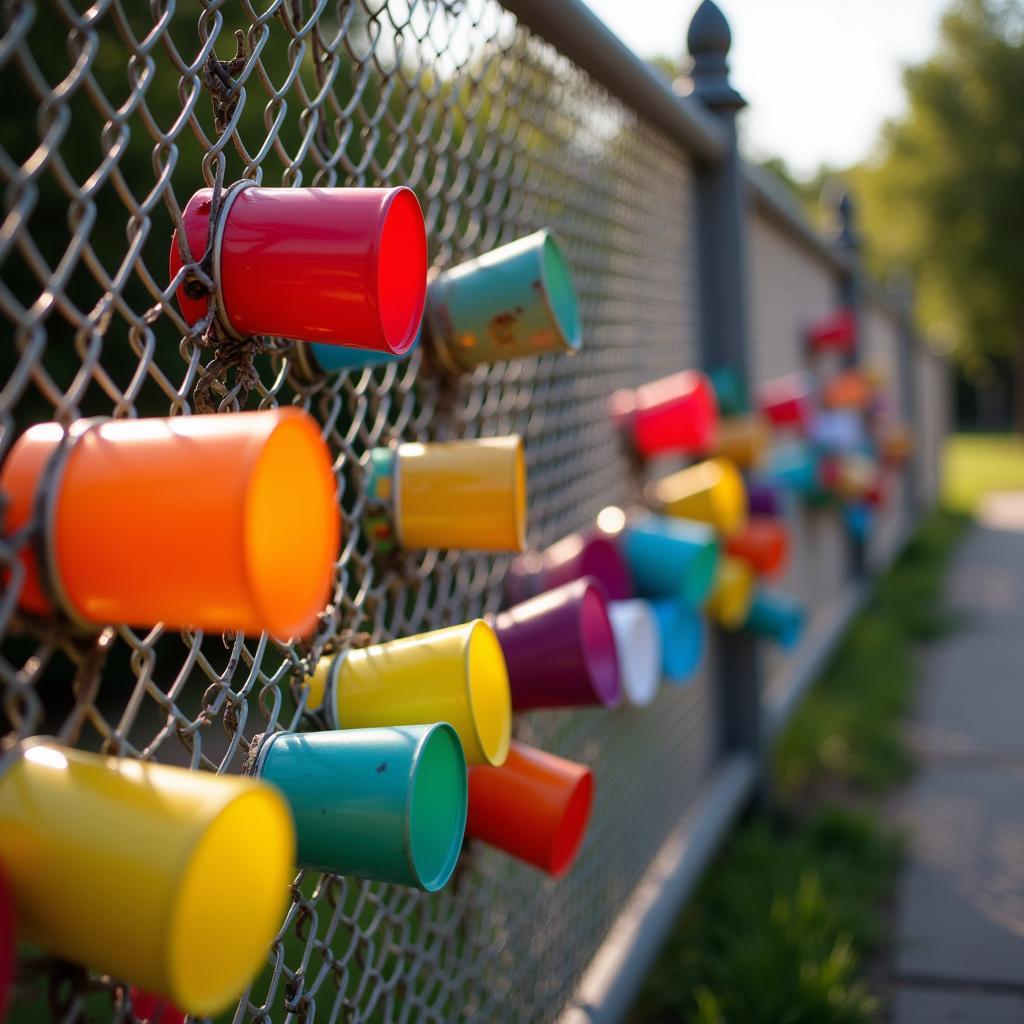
[890,500,1024,1023]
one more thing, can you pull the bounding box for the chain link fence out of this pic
[0,2,940,1022]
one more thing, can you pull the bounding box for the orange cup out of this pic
[822,370,872,410]
[467,741,594,878]
[0,409,339,637]
[725,517,790,576]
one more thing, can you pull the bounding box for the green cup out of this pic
[254,724,467,892]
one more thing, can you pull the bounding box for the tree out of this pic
[851,0,1024,425]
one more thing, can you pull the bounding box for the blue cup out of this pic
[744,589,805,650]
[623,516,720,607]
[843,502,873,540]
[650,598,707,684]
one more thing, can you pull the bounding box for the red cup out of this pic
[609,370,718,459]
[807,308,856,355]
[128,990,186,1024]
[756,372,815,432]
[725,517,790,576]
[170,186,427,353]
[0,866,13,1023]
[467,742,594,878]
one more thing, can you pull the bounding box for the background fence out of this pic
[0,1,947,1022]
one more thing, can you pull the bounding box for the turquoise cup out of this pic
[298,329,422,375]
[708,365,748,416]
[424,229,582,371]
[744,589,805,650]
[763,442,822,497]
[650,598,707,684]
[253,724,467,892]
[623,516,720,607]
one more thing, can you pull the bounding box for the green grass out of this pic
[630,509,967,1024]
[944,432,1024,513]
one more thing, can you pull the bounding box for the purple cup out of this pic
[505,531,634,606]
[747,480,783,517]
[493,577,622,711]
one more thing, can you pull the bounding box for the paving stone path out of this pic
[891,496,1024,1023]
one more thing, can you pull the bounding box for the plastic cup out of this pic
[879,422,913,465]
[505,530,633,605]
[823,370,872,410]
[764,442,822,497]
[821,453,878,501]
[756,372,815,432]
[305,620,511,767]
[747,480,783,517]
[725,517,790,577]
[467,742,594,878]
[609,370,718,459]
[745,588,805,649]
[608,599,662,708]
[128,991,186,1024]
[707,365,748,416]
[0,866,12,1023]
[705,555,756,629]
[0,409,339,637]
[298,330,422,376]
[806,308,856,355]
[650,598,707,683]
[621,516,719,605]
[253,725,467,892]
[843,502,874,540]
[170,186,427,353]
[811,409,866,453]
[493,577,621,711]
[0,742,294,1016]
[425,230,582,371]
[366,436,526,552]
[646,458,747,537]
[713,414,770,467]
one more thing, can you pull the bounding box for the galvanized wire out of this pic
[0,2,727,1021]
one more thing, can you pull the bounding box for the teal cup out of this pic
[253,724,467,892]
[650,598,707,684]
[843,502,873,540]
[297,329,422,376]
[763,442,822,497]
[708,365,748,416]
[744,589,805,650]
[623,516,720,607]
[424,229,582,371]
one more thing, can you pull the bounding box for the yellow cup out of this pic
[393,436,527,551]
[0,742,294,1016]
[706,555,756,629]
[647,458,747,537]
[713,414,770,468]
[306,620,511,766]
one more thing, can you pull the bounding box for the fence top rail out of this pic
[499,0,729,162]
[503,0,915,331]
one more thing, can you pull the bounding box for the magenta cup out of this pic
[651,598,707,684]
[747,480,784,517]
[505,530,633,606]
[493,577,622,710]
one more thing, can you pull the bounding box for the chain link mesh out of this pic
[0,2,728,1021]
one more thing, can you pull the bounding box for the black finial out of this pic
[837,190,859,250]
[687,1,746,111]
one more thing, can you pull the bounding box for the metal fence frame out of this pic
[0,1,944,1021]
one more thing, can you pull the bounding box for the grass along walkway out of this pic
[629,511,967,1024]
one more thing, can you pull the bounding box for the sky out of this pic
[581,0,951,176]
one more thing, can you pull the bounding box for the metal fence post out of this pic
[834,190,869,578]
[687,1,763,759]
